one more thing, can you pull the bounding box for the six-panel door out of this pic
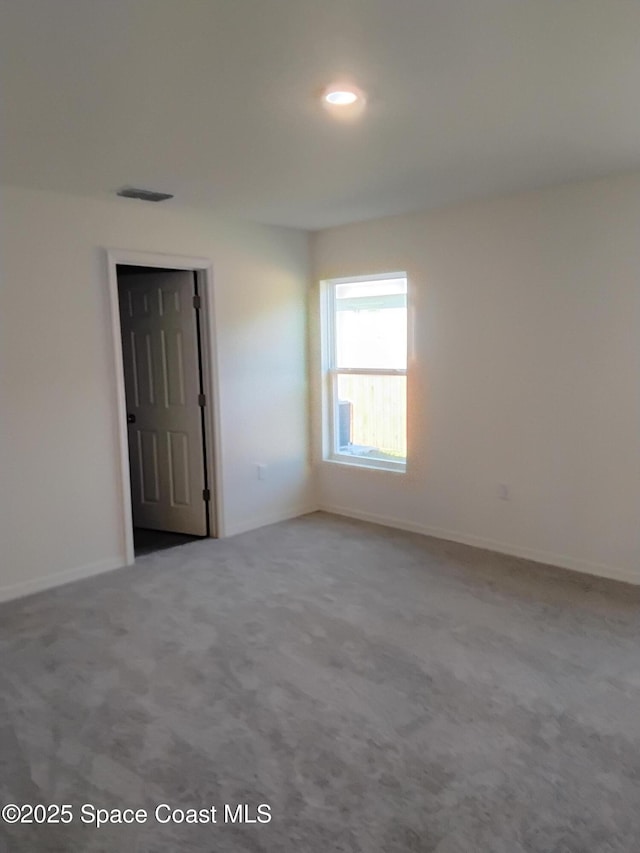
[118,270,207,536]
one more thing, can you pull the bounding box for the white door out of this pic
[118,270,208,536]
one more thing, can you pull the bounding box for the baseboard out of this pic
[225,504,320,538]
[4,504,632,604]
[0,506,320,605]
[0,556,126,605]
[319,503,640,586]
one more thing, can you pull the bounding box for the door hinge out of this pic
[192,294,201,310]
[198,393,206,407]
[202,488,211,502]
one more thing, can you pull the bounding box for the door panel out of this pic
[168,431,190,506]
[138,430,160,504]
[162,330,186,406]
[119,270,207,536]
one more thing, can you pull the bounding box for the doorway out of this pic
[107,251,222,563]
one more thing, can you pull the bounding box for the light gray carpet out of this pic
[1,512,640,853]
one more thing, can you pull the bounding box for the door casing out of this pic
[106,249,224,564]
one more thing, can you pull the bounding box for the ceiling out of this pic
[1,0,640,230]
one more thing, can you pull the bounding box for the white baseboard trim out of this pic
[225,504,320,538]
[319,503,639,586]
[0,506,320,605]
[0,556,127,605]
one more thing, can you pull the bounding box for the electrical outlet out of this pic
[256,463,267,481]
[497,483,510,500]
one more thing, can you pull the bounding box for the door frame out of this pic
[106,248,224,564]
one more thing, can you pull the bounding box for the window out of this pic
[321,273,408,472]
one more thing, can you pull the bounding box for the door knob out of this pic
[127,413,136,424]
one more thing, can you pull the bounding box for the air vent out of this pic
[117,186,174,202]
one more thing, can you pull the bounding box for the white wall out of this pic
[312,173,640,583]
[0,185,314,601]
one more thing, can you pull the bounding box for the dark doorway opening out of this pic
[117,265,212,557]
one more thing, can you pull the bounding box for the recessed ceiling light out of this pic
[320,83,367,120]
[324,88,359,106]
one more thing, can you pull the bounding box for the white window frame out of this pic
[320,272,408,473]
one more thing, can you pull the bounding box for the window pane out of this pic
[336,373,406,462]
[336,278,407,369]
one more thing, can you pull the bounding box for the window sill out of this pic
[322,456,407,474]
